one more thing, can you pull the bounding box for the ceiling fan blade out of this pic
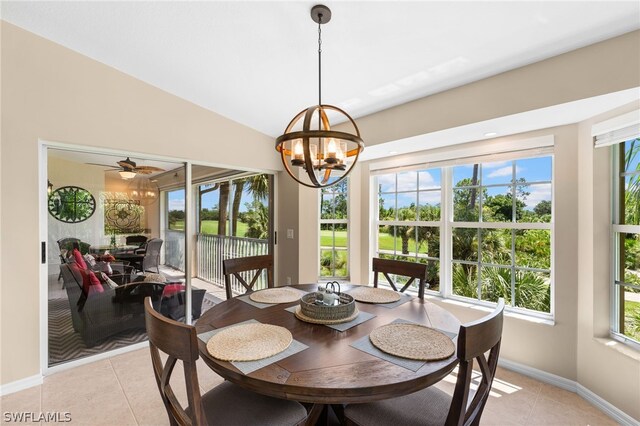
[86,162,119,169]
[135,166,165,173]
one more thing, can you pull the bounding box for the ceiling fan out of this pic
[86,157,165,179]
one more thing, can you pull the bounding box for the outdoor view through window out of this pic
[614,138,640,344]
[376,155,553,314]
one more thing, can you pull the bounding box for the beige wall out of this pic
[0,21,280,385]
[577,103,640,420]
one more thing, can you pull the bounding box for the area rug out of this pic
[48,292,223,366]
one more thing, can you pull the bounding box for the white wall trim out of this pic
[0,374,43,397]
[577,383,640,426]
[499,358,638,426]
[499,357,576,391]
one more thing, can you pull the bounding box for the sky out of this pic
[378,156,553,212]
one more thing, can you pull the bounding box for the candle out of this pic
[293,140,303,161]
[327,138,337,159]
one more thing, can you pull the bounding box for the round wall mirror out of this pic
[48,186,96,223]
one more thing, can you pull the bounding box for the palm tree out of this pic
[218,182,230,236]
[230,174,270,237]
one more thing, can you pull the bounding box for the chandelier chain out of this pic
[318,14,322,108]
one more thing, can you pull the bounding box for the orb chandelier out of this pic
[275,4,364,189]
[127,176,159,206]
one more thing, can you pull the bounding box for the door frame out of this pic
[39,139,278,375]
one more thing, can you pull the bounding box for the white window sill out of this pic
[424,294,556,326]
[595,336,640,361]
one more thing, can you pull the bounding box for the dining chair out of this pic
[223,254,274,300]
[143,297,308,426]
[372,257,429,299]
[343,298,505,426]
[130,238,163,273]
[125,234,148,246]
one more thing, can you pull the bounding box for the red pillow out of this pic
[71,264,104,295]
[72,249,88,269]
[162,283,185,298]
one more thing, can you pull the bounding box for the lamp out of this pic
[275,5,364,189]
[127,176,159,206]
[119,170,136,180]
[47,180,53,195]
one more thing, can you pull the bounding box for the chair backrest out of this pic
[446,298,505,426]
[57,237,80,251]
[223,254,274,299]
[144,297,204,426]
[142,238,163,273]
[126,235,148,246]
[372,257,429,299]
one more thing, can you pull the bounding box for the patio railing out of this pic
[197,233,269,294]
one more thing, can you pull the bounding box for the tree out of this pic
[533,200,552,216]
[231,179,246,236]
[244,199,269,239]
[218,182,230,236]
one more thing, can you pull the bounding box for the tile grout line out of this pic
[108,358,140,426]
[527,382,544,425]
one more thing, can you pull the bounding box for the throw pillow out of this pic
[70,263,104,295]
[72,248,88,269]
[83,254,97,268]
[161,283,185,298]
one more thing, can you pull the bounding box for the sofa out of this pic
[59,264,205,347]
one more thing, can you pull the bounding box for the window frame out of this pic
[610,141,640,349]
[447,158,554,320]
[373,168,444,294]
[370,152,555,320]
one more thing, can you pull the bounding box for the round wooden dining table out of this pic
[195,284,461,405]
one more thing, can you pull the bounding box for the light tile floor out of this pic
[1,347,619,425]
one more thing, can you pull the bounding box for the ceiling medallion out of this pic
[276,5,364,189]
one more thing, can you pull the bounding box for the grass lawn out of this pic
[201,220,249,236]
[625,299,640,342]
[320,230,423,253]
[320,229,347,247]
[378,232,421,253]
[171,220,250,237]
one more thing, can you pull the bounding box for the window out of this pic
[320,179,349,278]
[167,189,185,231]
[451,158,552,313]
[375,169,441,291]
[373,154,553,316]
[612,138,640,344]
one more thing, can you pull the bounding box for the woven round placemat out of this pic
[294,306,360,325]
[249,287,302,304]
[206,323,292,362]
[349,287,401,304]
[369,323,455,361]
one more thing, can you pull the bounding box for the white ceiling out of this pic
[2,1,639,141]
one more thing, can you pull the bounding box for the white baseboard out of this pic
[577,384,640,426]
[0,374,43,397]
[499,358,638,426]
[498,358,577,392]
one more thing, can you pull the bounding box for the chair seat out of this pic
[198,381,307,426]
[344,386,451,426]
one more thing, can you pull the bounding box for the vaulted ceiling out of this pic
[3,1,639,142]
